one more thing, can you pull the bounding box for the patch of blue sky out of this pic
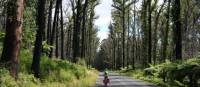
[95,0,112,42]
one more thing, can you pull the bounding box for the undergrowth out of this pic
[120,58,200,87]
[0,49,98,87]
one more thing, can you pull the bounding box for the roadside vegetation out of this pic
[0,49,98,87]
[0,0,99,86]
[120,58,200,87]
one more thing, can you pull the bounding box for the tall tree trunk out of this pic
[70,0,76,60]
[81,0,88,58]
[122,0,125,68]
[172,0,182,60]
[162,0,170,62]
[47,0,53,44]
[31,0,46,78]
[1,0,24,79]
[141,0,148,67]
[148,0,152,64]
[113,38,116,69]
[127,8,130,67]
[49,0,60,58]
[60,0,64,59]
[72,0,81,63]
[66,24,72,58]
[55,14,59,58]
[117,36,121,69]
[132,1,136,69]
[153,0,167,63]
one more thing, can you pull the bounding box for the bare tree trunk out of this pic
[162,0,170,62]
[55,14,59,58]
[153,0,167,63]
[122,0,125,68]
[132,1,136,69]
[49,0,60,58]
[60,0,64,59]
[141,0,148,67]
[66,24,72,58]
[31,0,46,78]
[47,0,53,44]
[148,0,152,64]
[81,0,88,58]
[1,0,24,79]
[127,8,130,67]
[113,38,116,69]
[172,0,182,60]
[72,0,81,63]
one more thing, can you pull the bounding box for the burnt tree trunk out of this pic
[72,0,81,63]
[31,0,46,78]
[172,0,182,60]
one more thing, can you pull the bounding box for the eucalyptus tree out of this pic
[86,0,100,66]
[1,0,24,79]
[140,0,148,67]
[161,0,170,62]
[172,0,182,60]
[108,23,117,69]
[112,0,134,68]
[151,0,167,63]
[47,0,53,44]
[31,0,46,78]
[147,0,152,64]
[72,0,82,63]
[81,0,89,58]
[0,0,7,30]
[60,0,64,59]
[111,9,123,69]
[49,0,61,58]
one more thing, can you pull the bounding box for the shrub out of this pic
[122,58,200,87]
[0,49,98,87]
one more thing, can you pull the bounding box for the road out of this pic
[96,72,155,87]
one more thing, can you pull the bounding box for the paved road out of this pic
[96,72,155,87]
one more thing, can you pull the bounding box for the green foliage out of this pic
[77,58,87,67]
[42,41,54,55]
[39,56,87,81]
[0,32,5,42]
[22,5,36,48]
[0,68,18,87]
[0,49,98,87]
[0,68,40,87]
[121,58,200,87]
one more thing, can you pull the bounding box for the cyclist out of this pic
[103,69,110,86]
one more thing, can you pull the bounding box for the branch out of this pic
[112,4,122,11]
[156,0,167,19]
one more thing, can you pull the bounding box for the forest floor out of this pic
[96,72,154,87]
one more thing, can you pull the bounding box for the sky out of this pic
[94,0,112,42]
[94,0,164,42]
[63,0,112,42]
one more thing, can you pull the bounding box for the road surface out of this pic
[96,72,155,87]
